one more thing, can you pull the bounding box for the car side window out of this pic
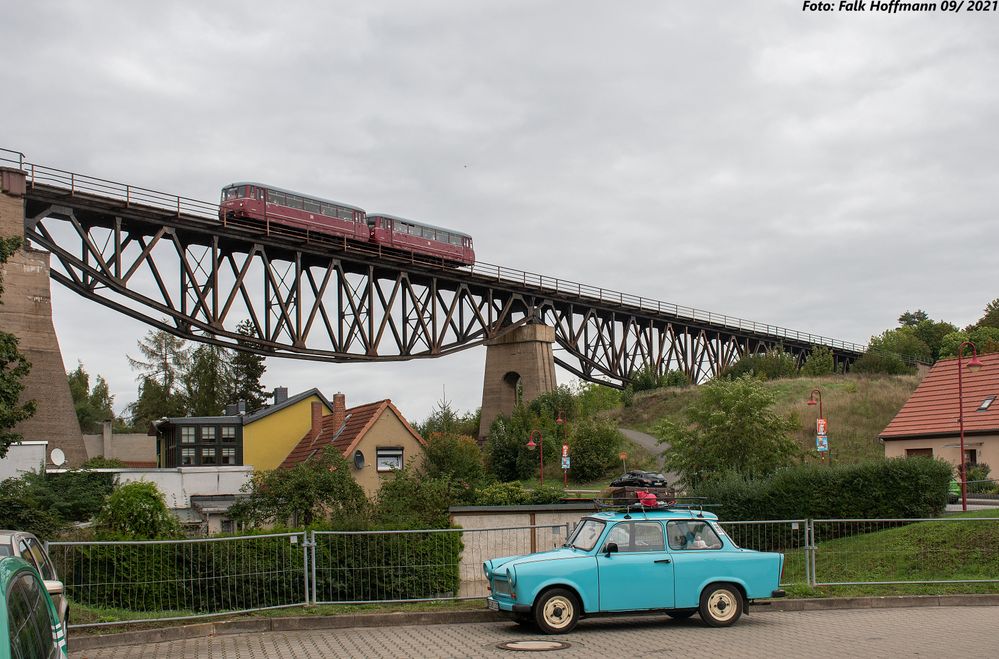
[603,522,665,553]
[25,539,55,581]
[7,571,56,659]
[667,521,723,551]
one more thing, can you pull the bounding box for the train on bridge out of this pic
[220,182,476,266]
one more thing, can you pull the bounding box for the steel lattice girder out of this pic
[22,188,861,387]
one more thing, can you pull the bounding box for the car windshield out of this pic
[0,545,11,557]
[565,520,605,551]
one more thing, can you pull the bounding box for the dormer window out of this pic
[978,396,996,412]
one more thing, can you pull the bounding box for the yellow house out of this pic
[154,388,334,470]
[280,394,427,496]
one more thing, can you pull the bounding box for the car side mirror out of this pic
[604,542,619,556]
[43,580,64,597]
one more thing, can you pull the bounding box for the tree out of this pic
[800,345,835,376]
[417,398,480,439]
[67,362,116,433]
[420,432,485,488]
[374,468,461,528]
[850,350,915,375]
[975,298,999,330]
[0,235,35,458]
[722,349,798,380]
[184,344,234,416]
[898,310,930,326]
[128,376,187,430]
[230,446,367,528]
[654,375,799,487]
[567,418,623,483]
[230,319,268,412]
[0,476,63,540]
[868,327,931,363]
[95,481,181,539]
[938,327,999,358]
[127,328,191,391]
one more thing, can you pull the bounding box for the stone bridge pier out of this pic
[478,324,557,441]
[0,168,87,468]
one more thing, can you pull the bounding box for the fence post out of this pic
[302,531,310,606]
[310,530,318,605]
[807,519,817,587]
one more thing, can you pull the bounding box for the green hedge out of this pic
[694,457,952,521]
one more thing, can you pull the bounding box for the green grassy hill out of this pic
[606,373,922,465]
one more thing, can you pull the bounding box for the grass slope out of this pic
[607,373,922,465]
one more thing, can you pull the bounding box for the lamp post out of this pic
[957,341,984,512]
[807,388,829,464]
[526,430,544,486]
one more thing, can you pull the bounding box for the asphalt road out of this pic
[71,606,999,658]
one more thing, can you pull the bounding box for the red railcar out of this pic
[367,213,475,266]
[219,182,369,242]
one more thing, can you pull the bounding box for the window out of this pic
[978,396,996,411]
[22,539,55,581]
[221,519,235,534]
[906,448,933,458]
[181,448,196,466]
[7,572,55,659]
[180,427,196,444]
[221,426,237,442]
[221,447,236,465]
[450,234,461,245]
[667,520,723,550]
[201,426,216,442]
[603,522,665,553]
[269,191,286,206]
[376,447,404,472]
[321,203,335,217]
[965,449,978,466]
[304,199,321,214]
[565,520,605,551]
[201,447,217,465]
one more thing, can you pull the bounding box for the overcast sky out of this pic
[2,1,996,423]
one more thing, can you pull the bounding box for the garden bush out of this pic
[693,457,952,522]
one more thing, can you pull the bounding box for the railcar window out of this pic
[449,235,460,245]
[338,208,353,221]
[321,204,334,217]
[269,191,286,205]
[304,200,321,213]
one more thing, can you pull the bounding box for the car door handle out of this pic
[655,559,672,564]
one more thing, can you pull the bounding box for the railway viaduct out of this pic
[0,153,866,465]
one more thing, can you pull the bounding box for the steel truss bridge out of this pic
[2,150,865,387]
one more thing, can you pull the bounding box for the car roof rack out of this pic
[591,495,716,519]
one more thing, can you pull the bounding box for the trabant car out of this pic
[0,531,68,627]
[484,507,785,634]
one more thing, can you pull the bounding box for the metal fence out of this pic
[45,517,999,628]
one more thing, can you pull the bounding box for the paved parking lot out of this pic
[71,606,999,658]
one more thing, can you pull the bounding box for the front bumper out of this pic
[487,596,531,614]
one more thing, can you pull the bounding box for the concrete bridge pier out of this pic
[0,168,87,468]
[478,324,557,441]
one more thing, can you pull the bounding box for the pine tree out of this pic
[184,344,235,416]
[126,329,190,427]
[230,319,268,412]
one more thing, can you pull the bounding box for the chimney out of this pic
[273,387,288,404]
[332,393,346,431]
[101,420,113,459]
[311,401,323,441]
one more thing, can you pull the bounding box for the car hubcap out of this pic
[708,590,737,622]
[543,596,573,629]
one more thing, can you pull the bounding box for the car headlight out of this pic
[506,567,517,586]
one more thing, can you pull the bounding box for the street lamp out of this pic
[807,389,829,464]
[957,341,985,512]
[526,430,544,486]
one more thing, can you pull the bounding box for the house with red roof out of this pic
[280,393,427,496]
[880,353,999,469]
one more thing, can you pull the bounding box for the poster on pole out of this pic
[562,444,569,458]
[816,434,829,452]
[562,456,571,469]
[816,418,827,436]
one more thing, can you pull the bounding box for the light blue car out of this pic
[484,508,785,634]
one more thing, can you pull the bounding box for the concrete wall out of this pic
[0,169,88,468]
[91,466,253,509]
[243,394,329,471]
[883,434,999,472]
[351,410,427,497]
[449,504,593,596]
[0,442,47,480]
[82,425,156,465]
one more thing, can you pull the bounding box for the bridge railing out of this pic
[2,147,869,355]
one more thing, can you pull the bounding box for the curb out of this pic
[70,595,999,652]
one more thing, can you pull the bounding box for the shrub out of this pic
[722,349,798,380]
[801,345,835,376]
[851,350,916,375]
[628,366,688,392]
[375,468,464,528]
[568,418,623,483]
[95,481,181,540]
[692,457,952,521]
[474,482,564,506]
[420,433,485,487]
[0,477,64,540]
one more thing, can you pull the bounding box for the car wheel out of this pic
[699,583,743,627]
[666,609,696,620]
[534,588,580,634]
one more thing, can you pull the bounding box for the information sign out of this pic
[562,444,569,458]
[816,418,827,435]
[562,456,571,469]
[816,434,829,452]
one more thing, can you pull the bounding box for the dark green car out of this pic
[1,556,68,658]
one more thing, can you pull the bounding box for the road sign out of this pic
[816,434,829,452]
[562,456,571,469]
[562,444,569,458]
[816,418,827,435]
